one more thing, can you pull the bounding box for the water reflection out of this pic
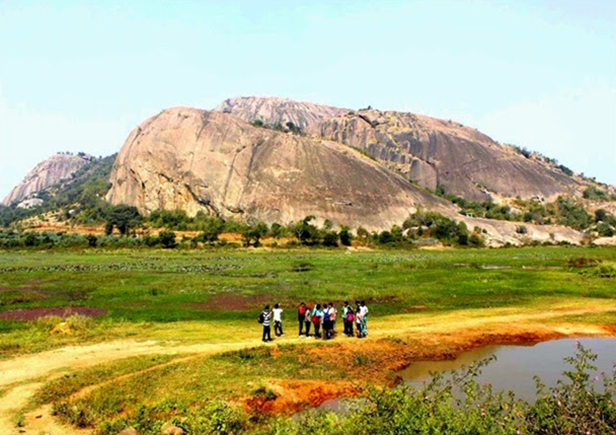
[401,338,616,402]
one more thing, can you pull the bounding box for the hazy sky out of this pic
[1,0,615,200]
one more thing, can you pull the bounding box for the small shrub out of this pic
[567,256,601,268]
[291,262,314,272]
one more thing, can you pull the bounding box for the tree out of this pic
[270,222,283,239]
[322,231,339,247]
[457,222,469,246]
[356,226,370,242]
[595,209,607,222]
[199,217,224,243]
[86,234,98,247]
[339,226,352,246]
[291,216,319,245]
[158,230,177,249]
[106,205,142,236]
[378,231,393,244]
[241,222,268,247]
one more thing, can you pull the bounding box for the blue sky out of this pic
[1,0,615,200]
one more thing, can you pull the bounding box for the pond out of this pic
[318,337,616,413]
[401,338,616,402]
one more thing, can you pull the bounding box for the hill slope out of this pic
[106,107,454,231]
[216,97,585,201]
[215,96,348,135]
[2,154,93,207]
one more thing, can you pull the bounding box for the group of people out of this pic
[258,301,369,343]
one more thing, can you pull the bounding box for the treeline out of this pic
[0,208,488,250]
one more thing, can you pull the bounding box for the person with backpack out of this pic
[259,305,272,342]
[304,304,312,337]
[297,302,307,336]
[312,304,323,338]
[273,303,284,337]
[322,303,331,339]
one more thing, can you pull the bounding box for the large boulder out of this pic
[106,107,454,231]
[215,97,584,202]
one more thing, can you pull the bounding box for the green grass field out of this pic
[1,246,616,434]
[1,246,615,356]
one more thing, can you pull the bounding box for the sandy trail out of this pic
[1,304,614,435]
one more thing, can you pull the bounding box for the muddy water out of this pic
[317,338,616,413]
[401,338,616,402]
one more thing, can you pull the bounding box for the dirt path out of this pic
[1,304,614,435]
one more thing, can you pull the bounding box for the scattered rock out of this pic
[49,321,71,335]
[162,423,185,435]
[116,428,140,435]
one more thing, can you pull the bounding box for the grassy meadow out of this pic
[1,246,616,434]
[1,246,616,355]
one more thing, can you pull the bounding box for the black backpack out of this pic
[257,312,264,324]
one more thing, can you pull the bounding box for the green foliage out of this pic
[0,155,115,227]
[240,222,268,247]
[290,216,320,245]
[250,119,304,136]
[158,230,177,249]
[526,341,616,434]
[557,164,574,176]
[262,343,615,435]
[105,204,143,236]
[322,231,339,247]
[339,226,352,246]
[555,197,593,230]
[580,262,616,278]
[583,186,609,200]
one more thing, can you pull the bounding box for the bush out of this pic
[322,231,339,247]
[158,230,177,249]
[583,186,609,200]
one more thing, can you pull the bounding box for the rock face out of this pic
[214,96,348,135]
[2,154,91,206]
[217,97,583,201]
[106,107,454,231]
[320,110,583,201]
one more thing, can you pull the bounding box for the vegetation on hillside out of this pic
[0,154,116,227]
[435,184,615,235]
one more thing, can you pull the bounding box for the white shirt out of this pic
[272,308,283,322]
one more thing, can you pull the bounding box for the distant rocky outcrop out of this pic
[106,107,454,231]
[217,97,584,202]
[2,154,92,206]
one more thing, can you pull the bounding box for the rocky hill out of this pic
[2,153,93,207]
[106,107,454,231]
[215,96,348,135]
[3,96,614,245]
[216,97,585,201]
